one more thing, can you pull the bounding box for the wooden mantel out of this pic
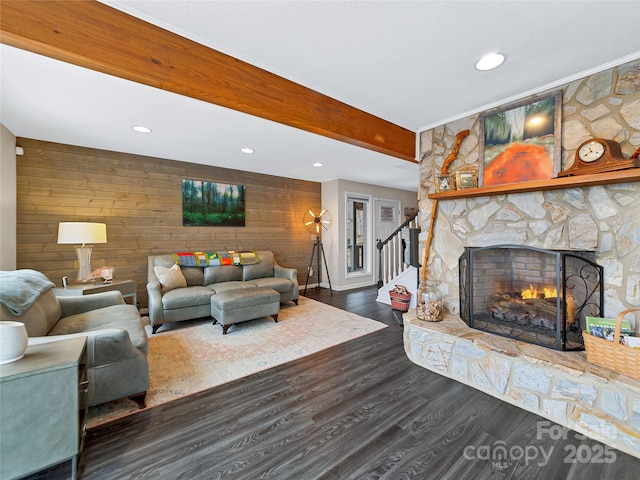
[0,0,416,162]
[428,169,640,200]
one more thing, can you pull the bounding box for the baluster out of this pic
[393,235,398,278]
[383,243,389,284]
[390,239,395,282]
[388,240,394,283]
[384,243,391,283]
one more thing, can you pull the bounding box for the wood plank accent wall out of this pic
[15,138,321,308]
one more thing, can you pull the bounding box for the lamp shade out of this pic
[57,222,107,245]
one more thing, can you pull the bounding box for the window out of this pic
[346,194,370,274]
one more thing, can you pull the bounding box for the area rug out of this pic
[87,296,387,427]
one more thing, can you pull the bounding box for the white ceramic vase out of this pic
[0,321,28,364]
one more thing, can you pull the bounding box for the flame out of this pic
[521,284,557,299]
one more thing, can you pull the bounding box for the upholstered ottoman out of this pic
[210,287,280,334]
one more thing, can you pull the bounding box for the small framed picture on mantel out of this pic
[454,166,478,189]
[435,174,454,192]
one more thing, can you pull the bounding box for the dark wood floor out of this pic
[30,286,639,480]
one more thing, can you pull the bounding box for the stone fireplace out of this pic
[459,245,603,351]
[406,59,640,459]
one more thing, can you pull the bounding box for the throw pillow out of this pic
[243,251,274,281]
[154,264,187,292]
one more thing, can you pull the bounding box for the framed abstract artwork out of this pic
[478,90,562,187]
[182,179,245,226]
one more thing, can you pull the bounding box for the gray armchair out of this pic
[0,273,148,408]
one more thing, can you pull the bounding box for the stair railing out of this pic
[376,211,420,287]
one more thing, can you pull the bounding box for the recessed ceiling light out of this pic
[475,52,506,71]
[312,162,323,167]
[132,125,152,133]
[241,147,255,154]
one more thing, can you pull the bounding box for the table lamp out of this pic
[57,222,107,283]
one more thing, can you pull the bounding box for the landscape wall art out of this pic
[182,179,245,227]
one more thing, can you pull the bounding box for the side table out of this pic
[0,337,88,480]
[53,279,137,308]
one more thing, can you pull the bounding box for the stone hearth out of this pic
[403,311,640,460]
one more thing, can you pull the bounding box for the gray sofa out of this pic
[147,251,298,333]
[0,270,149,408]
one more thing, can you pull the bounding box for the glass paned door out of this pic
[346,194,370,274]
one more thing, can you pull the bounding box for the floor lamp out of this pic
[303,209,332,295]
[57,222,107,283]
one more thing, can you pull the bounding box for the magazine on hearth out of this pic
[624,335,640,349]
[585,316,634,343]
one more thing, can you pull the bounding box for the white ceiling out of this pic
[2,1,640,192]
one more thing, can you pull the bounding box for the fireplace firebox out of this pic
[459,245,603,351]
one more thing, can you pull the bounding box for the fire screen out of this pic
[459,245,603,351]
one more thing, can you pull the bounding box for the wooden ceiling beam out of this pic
[0,0,417,162]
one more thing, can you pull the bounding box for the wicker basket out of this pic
[389,285,411,312]
[583,308,640,380]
